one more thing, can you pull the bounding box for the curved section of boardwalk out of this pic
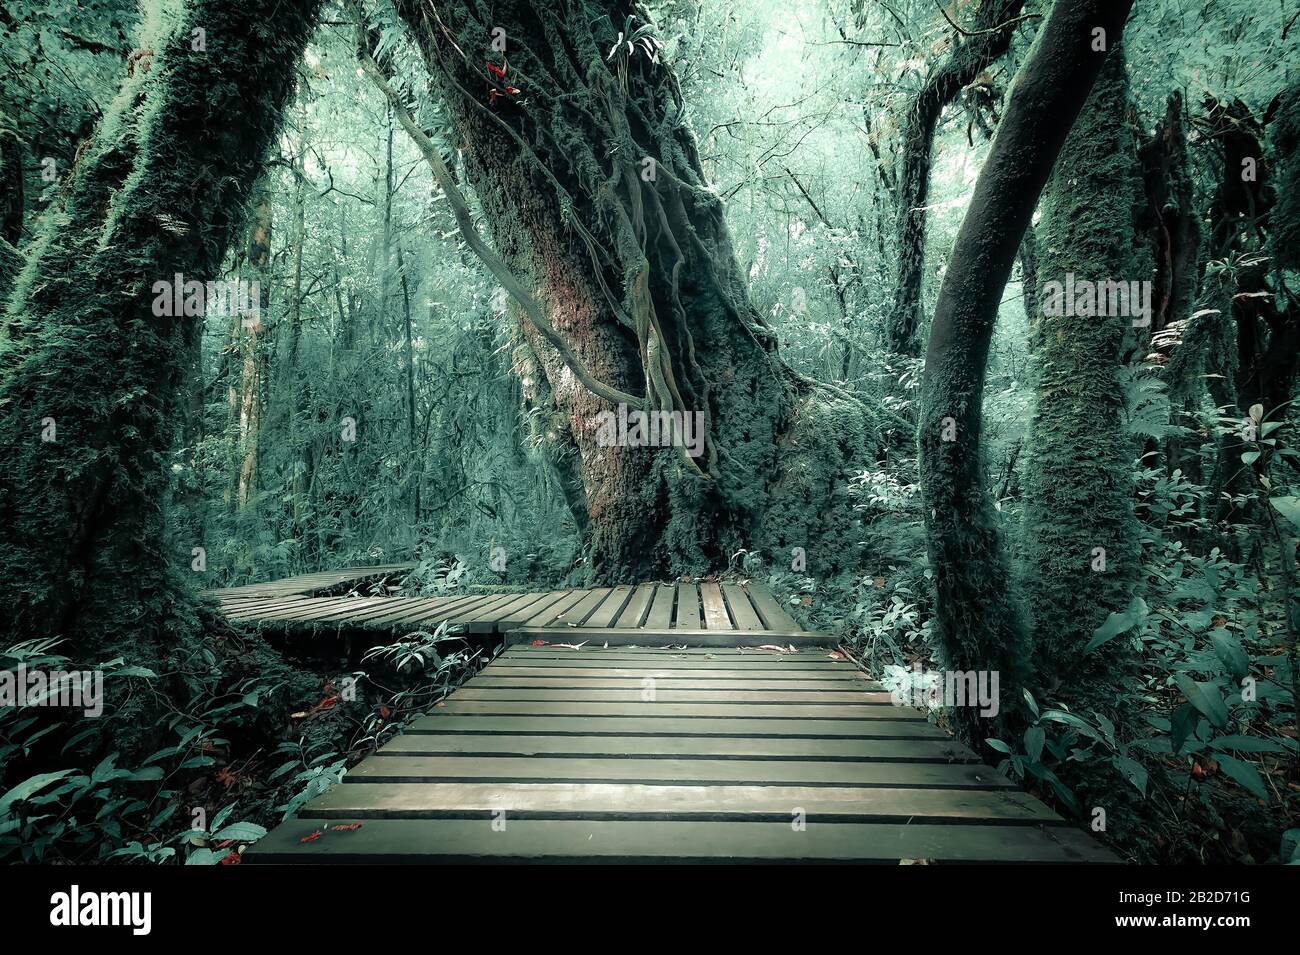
[249,644,1116,864]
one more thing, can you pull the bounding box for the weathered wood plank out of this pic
[613,583,656,628]
[506,629,835,648]
[433,700,924,719]
[452,687,897,704]
[348,755,1011,788]
[722,582,765,631]
[247,818,1119,863]
[469,675,880,690]
[745,583,803,632]
[482,666,869,681]
[643,584,675,630]
[302,781,1054,820]
[377,733,976,761]
[583,585,634,629]
[407,714,950,738]
[699,582,732,630]
[675,583,701,629]
[519,590,589,628]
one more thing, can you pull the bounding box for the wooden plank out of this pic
[745,583,803,632]
[228,595,366,622]
[341,595,481,628]
[643,584,675,630]
[348,756,1011,788]
[506,629,835,648]
[722,583,765,631]
[482,666,869,681]
[302,782,1055,821]
[470,676,879,690]
[519,590,589,628]
[496,654,852,669]
[613,584,655,628]
[501,641,826,657]
[675,583,701,629]
[359,595,488,628]
[451,688,896,704]
[408,714,950,738]
[496,591,569,629]
[582,585,634,628]
[248,818,1119,863]
[699,582,732,630]
[378,733,977,761]
[433,700,924,719]
[558,588,613,627]
[455,592,530,631]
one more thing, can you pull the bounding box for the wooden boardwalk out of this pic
[245,647,1116,864]
[209,572,828,646]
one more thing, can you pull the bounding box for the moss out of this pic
[1021,49,1148,719]
[0,0,321,757]
[1270,81,1300,270]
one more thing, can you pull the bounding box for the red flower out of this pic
[487,62,507,79]
[220,851,241,865]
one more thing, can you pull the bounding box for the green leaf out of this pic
[0,771,77,816]
[1112,756,1148,797]
[212,821,267,842]
[1210,629,1250,681]
[1038,709,1103,742]
[1281,829,1300,863]
[985,738,1011,754]
[1024,726,1045,763]
[1213,755,1267,801]
[1270,496,1300,532]
[1170,702,1198,754]
[185,847,221,865]
[1240,450,1261,465]
[1174,674,1229,730]
[1022,688,1039,718]
[1085,596,1147,653]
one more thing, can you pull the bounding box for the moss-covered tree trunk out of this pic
[393,0,870,580]
[1021,48,1146,713]
[919,0,1134,743]
[0,0,319,689]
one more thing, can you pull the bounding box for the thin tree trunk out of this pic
[886,0,1029,355]
[918,0,1135,742]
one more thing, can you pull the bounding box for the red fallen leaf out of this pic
[300,829,323,844]
[505,86,520,95]
[216,767,239,790]
[220,851,241,865]
[1191,763,1205,780]
[800,596,813,606]
[435,701,446,707]
[379,705,391,718]
[530,640,548,646]
[214,839,234,850]
[487,62,507,79]
[488,89,502,103]
[319,696,338,709]
[330,823,363,832]
[828,651,844,659]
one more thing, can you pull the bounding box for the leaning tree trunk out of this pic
[1021,48,1147,718]
[391,0,871,580]
[918,0,1135,743]
[886,0,1028,355]
[0,0,319,694]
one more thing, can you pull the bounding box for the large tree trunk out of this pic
[886,0,1028,355]
[1021,48,1147,716]
[392,0,871,580]
[0,0,319,693]
[918,0,1135,742]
